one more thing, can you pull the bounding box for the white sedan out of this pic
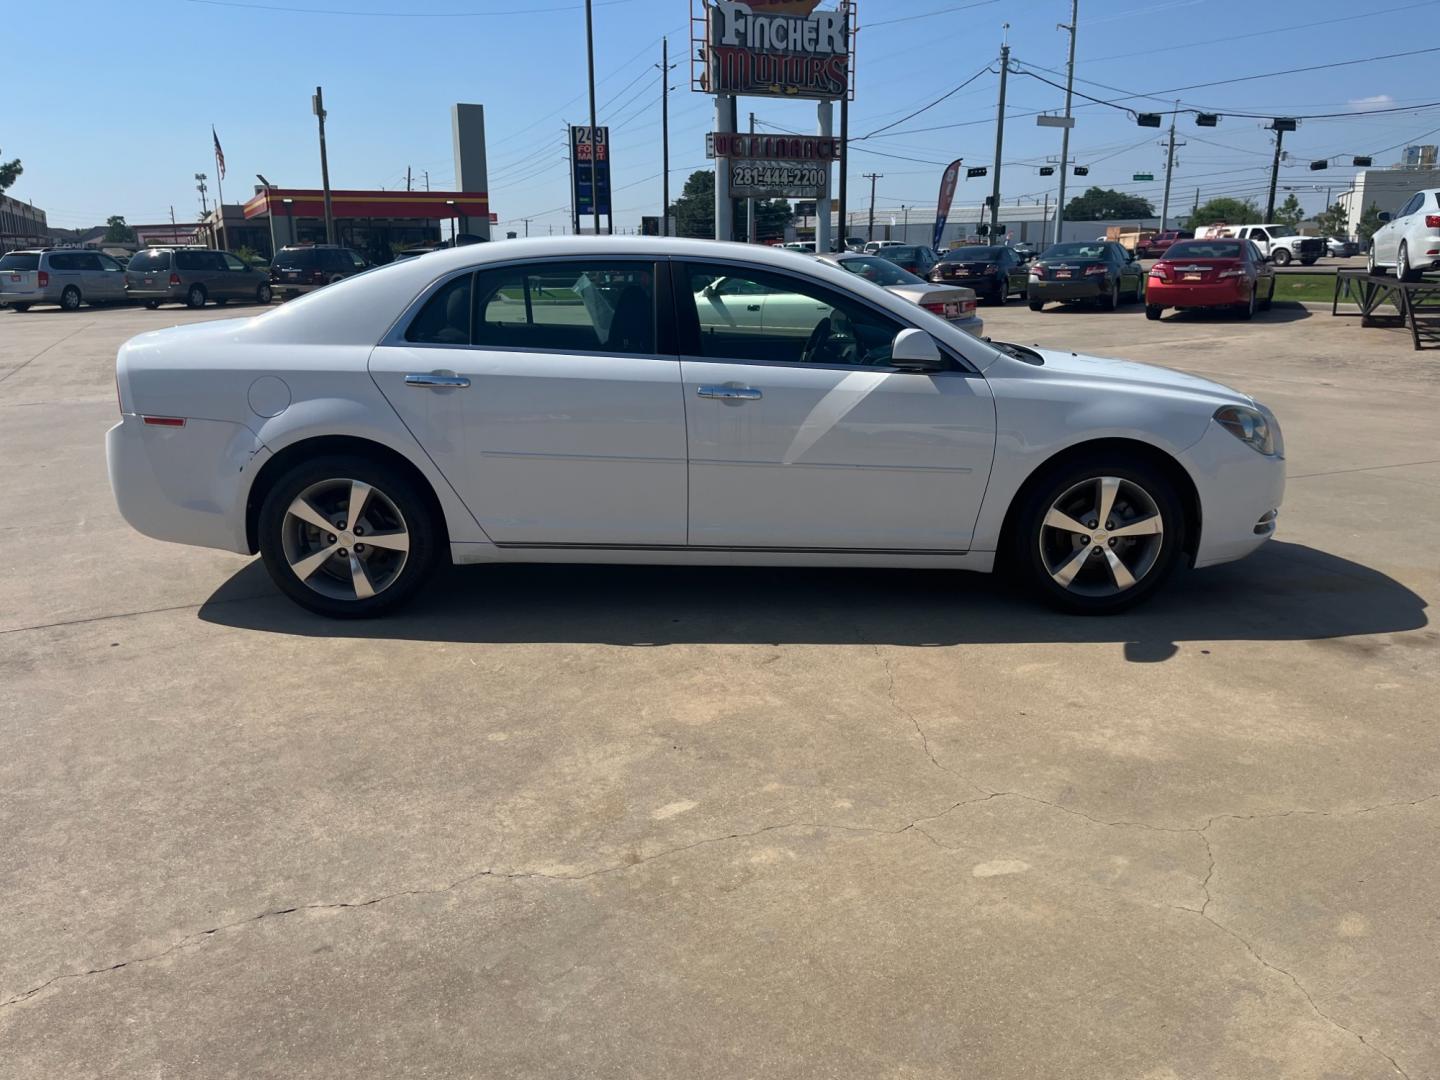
[1368,187,1440,279]
[107,237,1285,618]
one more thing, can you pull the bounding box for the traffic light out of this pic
[1195,113,1219,127]
[1073,166,1089,176]
[966,166,988,178]
[1309,160,1328,171]
[1039,166,1055,176]
[1270,117,1298,132]
[1137,113,1162,127]
[976,223,990,236]
[1353,156,1372,167]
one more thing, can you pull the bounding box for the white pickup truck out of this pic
[1194,224,1324,266]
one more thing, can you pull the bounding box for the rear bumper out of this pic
[948,313,984,337]
[107,413,269,555]
[933,273,1005,294]
[0,287,56,305]
[1029,277,1109,300]
[1146,279,1249,308]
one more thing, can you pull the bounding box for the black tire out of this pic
[255,282,272,305]
[1258,284,1273,312]
[1029,300,1044,312]
[1145,304,1162,321]
[1272,247,1292,267]
[1099,277,1119,311]
[1397,242,1421,282]
[257,453,441,618]
[1011,454,1186,614]
[992,282,1008,305]
[214,298,229,306]
[10,302,30,313]
[143,299,161,310]
[1299,258,1317,267]
[1236,287,1256,320]
[60,286,82,312]
[1366,248,1379,275]
[186,284,207,309]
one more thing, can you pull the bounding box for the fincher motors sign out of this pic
[705,0,850,100]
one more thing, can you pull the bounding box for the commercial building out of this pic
[1,193,48,253]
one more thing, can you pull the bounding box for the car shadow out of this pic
[1159,304,1312,324]
[197,541,1427,663]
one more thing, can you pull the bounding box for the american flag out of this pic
[212,127,226,180]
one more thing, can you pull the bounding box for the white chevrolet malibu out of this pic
[107,237,1284,618]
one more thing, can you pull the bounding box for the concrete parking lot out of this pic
[1,297,1435,1079]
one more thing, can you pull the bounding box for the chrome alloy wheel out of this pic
[1039,475,1164,597]
[280,478,410,600]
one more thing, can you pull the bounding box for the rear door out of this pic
[47,251,86,300]
[93,253,127,299]
[0,252,41,300]
[368,257,688,546]
[219,252,251,298]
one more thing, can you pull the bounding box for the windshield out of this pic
[940,246,1002,261]
[0,253,40,271]
[1041,243,1106,260]
[1267,225,1297,237]
[834,256,925,285]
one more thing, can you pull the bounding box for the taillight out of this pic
[922,301,946,315]
[169,272,181,285]
[1029,264,1045,278]
[1150,262,1171,281]
[142,416,185,427]
[1426,215,1440,228]
[37,270,48,287]
[1217,265,1246,279]
[983,263,999,273]
[312,269,325,281]
[960,300,976,315]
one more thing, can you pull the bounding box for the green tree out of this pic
[1273,193,1305,227]
[670,170,715,239]
[0,147,21,192]
[1185,196,1261,229]
[740,197,794,242]
[104,215,135,243]
[1313,201,1349,238]
[1357,201,1385,246]
[1062,186,1155,221]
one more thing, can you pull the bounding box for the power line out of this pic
[185,0,640,14]
[858,65,992,140]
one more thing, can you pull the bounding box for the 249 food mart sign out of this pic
[700,0,852,100]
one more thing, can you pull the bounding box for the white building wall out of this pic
[1340,167,1439,238]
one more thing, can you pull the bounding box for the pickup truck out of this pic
[1194,224,1323,266]
[1136,230,1192,258]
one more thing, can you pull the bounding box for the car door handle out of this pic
[697,385,762,401]
[405,373,471,388]
[746,304,761,311]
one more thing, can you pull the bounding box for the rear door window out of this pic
[48,252,86,271]
[175,250,207,271]
[221,253,247,271]
[474,262,655,355]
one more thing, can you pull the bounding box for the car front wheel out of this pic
[1272,248,1292,266]
[1013,459,1184,614]
[258,455,440,618]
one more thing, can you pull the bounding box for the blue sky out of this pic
[7,0,1439,232]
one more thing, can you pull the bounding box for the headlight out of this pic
[1214,404,1281,456]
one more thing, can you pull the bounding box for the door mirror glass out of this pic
[1378,211,1392,223]
[891,328,943,372]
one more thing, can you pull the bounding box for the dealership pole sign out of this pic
[696,0,854,101]
[569,125,612,232]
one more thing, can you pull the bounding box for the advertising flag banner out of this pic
[932,159,962,251]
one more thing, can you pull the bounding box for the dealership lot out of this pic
[1,301,1436,1077]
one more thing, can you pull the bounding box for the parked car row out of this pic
[0,243,372,312]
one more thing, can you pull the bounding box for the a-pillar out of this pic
[714,94,734,242]
[816,100,833,254]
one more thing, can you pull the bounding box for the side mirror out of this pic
[891,328,944,372]
[1378,212,1392,223]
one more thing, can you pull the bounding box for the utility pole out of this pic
[1193,187,1200,219]
[406,166,412,192]
[169,205,176,229]
[313,86,335,244]
[1265,124,1287,222]
[520,217,533,237]
[837,0,850,247]
[1052,0,1078,245]
[990,30,1010,238]
[584,0,601,236]
[1160,99,1183,230]
[423,170,430,192]
[864,172,882,241]
[747,112,758,243]
[657,37,673,235]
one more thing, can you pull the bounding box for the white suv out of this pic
[1368,188,1440,280]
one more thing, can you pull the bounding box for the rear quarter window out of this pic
[175,251,208,271]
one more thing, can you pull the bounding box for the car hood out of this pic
[1025,346,1254,406]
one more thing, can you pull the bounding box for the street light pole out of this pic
[1052,0,1078,245]
[864,172,882,241]
[313,86,335,244]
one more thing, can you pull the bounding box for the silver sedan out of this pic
[814,252,983,336]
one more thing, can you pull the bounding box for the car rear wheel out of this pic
[992,282,1007,305]
[1145,304,1162,320]
[186,284,206,309]
[1272,248,1292,266]
[257,454,440,618]
[1398,242,1420,282]
[214,298,229,306]
[1100,277,1120,310]
[255,282,272,305]
[1029,300,1044,312]
[143,300,161,310]
[1300,257,1317,266]
[10,302,30,313]
[1237,286,1256,320]
[1258,284,1273,311]
[1013,460,1183,614]
[1366,247,1379,275]
[60,286,82,312]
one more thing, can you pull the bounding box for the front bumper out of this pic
[1029,276,1109,300]
[1180,419,1286,569]
[107,413,270,555]
[1147,279,1249,308]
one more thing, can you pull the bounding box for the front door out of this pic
[675,261,996,551]
[368,258,688,547]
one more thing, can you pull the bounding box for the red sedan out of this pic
[1145,238,1275,320]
